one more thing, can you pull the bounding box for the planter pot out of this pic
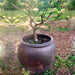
[17,34,56,74]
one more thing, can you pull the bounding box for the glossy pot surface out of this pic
[18,34,56,74]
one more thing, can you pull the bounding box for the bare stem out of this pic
[30,18,38,42]
[35,12,54,26]
[33,27,38,42]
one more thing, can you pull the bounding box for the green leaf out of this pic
[45,23,48,26]
[71,62,75,65]
[66,55,72,60]
[61,59,66,63]
[55,55,60,60]
[37,20,41,22]
[59,27,63,32]
[54,62,57,67]
[64,27,68,31]
[72,56,75,61]
[24,70,28,75]
[48,25,51,28]
[48,18,51,20]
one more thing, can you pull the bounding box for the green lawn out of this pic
[0,10,27,23]
[64,10,75,17]
[0,9,75,18]
[0,10,25,17]
[0,10,75,24]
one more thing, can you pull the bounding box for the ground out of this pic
[0,17,75,75]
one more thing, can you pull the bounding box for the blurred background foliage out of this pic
[0,0,74,11]
[0,0,75,75]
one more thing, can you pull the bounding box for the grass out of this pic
[0,10,28,23]
[0,10,25,18]
[0,10,75,22]
[64,10,75,17]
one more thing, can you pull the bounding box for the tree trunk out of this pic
[33,28,38,42]
[30,18,38,42]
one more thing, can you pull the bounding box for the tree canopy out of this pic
[67,0,75,10]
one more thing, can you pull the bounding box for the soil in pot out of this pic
[23,34,51,44]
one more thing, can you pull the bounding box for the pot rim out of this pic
[20,34,54,47]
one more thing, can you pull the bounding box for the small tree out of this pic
[17,0,65,42]
[0,0,4,10]
[67,0,75,10]
[3,0,20,10]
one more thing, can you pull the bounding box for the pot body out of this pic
[18,34,56,74]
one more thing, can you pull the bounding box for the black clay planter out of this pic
[17,34,56,74]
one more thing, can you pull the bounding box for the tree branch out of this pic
[35,12,54,26]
